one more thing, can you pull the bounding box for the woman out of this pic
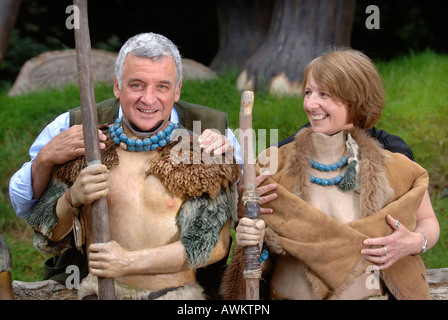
[222,49,439,300]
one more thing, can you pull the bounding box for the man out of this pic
[9,46,241,220]
[18,33,241,299]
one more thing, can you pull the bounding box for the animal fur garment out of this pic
[221,128,430,300]
[177,185,238,268]
[148,135,241,200]
[27,134,241,265]
[53,138,119,185]
[27,179,72,255]
[78,273,206,300]
[0,235,12,273]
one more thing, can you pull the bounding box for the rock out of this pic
[8,49,117,97]
[8,50,218,97]
[182,58,218,81]
[426,268,448,300]
[12,279,78,300]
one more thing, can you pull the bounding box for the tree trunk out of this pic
[210,0,275,74]
[237,0,356,95]
[0,0,22,68]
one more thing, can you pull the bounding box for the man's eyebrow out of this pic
[126,77,143,84]
[159,80,173,86]
[126,78,173,86]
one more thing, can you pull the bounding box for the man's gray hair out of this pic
[114,33,183,90]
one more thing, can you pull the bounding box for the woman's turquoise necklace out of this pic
[110,117,178,152]
[309,156,348,186]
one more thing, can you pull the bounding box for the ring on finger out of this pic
[393,220,401,230]
[383,246,388,255]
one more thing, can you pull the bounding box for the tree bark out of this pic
[210,0,275,74]
[237,0,356,95]
[0,0,22,69]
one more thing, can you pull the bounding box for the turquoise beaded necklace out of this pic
[110,117,179,152]
[309,155,348,187]
[310,156,347,172]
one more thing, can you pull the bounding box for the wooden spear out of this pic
[73,0,116,300]
[239,91,261,300]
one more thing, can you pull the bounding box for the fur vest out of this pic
[221,127,430,300]
[28,132,241,269]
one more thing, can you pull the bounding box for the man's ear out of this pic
[113,77,120,99]
[174,80,182,102]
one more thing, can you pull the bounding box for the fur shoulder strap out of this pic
[147,135,241,200]
[52,138,119,185]
[52,135,241,200]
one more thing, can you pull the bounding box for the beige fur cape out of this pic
[221,128,430,300]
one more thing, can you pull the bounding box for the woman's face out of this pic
[303,72,353,135]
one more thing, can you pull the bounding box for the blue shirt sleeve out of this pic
[9,112,70,219]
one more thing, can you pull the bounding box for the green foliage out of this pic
[374,50,448,270]
[0,52,447,283]
[375,50,448,193]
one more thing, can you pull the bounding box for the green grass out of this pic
[0,51,447,283]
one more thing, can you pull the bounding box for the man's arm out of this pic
[31,125,88,198]
[87,221,231,279]
[9,112,107,219]
[9,112,71,218]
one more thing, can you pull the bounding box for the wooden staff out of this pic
[239,91,261,300]
[73,0,115,300]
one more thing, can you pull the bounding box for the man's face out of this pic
[114,55,182,132]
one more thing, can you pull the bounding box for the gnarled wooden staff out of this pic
[239,91,261,300]
[73,0,116,300]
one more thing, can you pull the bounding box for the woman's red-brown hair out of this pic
[302,48,385,129]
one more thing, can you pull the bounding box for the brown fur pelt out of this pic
[78,273,206,300]
[53,138,119,185]
[147,135,241,200]
[219,245,247,300]
[52,135,241,200]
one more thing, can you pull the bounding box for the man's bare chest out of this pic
[105,149,183,249]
